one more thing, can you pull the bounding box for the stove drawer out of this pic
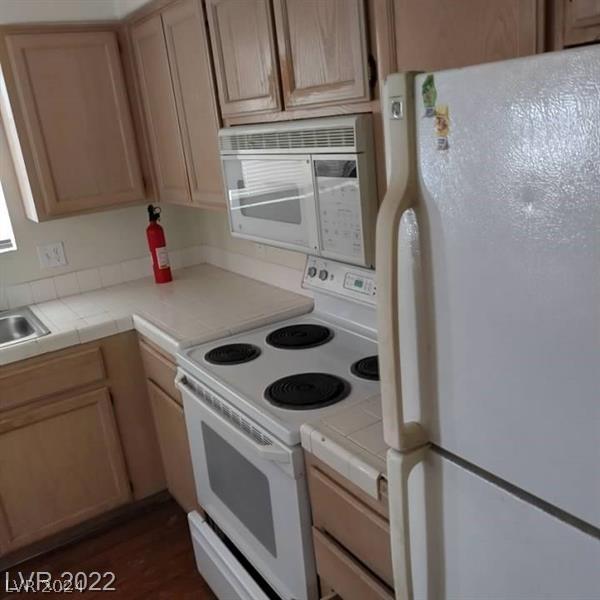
[308,461,393,587]
[312,528,393,600]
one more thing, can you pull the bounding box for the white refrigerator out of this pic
[378,45,600,599]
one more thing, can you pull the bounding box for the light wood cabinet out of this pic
[273,0,370,109]
[0,332,166,557]
[0,29,145,221]
[0,388,131,554]
[131,0,225,208]
[148,382,199,513]
[206,0,282,118]
[162,0,225,209]
[392,0,543,72]
[139,338,201,514]
[306,452,394,600]
[131,15,190,205]
[555,0,600,46]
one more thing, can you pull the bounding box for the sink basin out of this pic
[0,307,50,348]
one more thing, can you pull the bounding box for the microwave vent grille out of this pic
[220,126,356,152]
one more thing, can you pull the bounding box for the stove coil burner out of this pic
[265,373,350,410]
[266,324,333,350]
[204,343,261,365]
[351,355,379,381]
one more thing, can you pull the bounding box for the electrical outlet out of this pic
[37,241,67,269]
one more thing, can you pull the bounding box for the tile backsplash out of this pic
[0,245,204,310]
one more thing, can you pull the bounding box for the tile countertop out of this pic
[301,395,388,501]
[0,264,313,365]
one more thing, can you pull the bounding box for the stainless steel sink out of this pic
[0,307,50,348]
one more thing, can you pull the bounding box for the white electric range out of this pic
[176,256,379,600]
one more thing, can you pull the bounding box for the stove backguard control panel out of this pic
[302,256,376,306]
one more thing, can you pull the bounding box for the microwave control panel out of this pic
[302,256,376,306]
[314,159,365,264]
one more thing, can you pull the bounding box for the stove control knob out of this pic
[319,269,328,281]
[307,266,317,278]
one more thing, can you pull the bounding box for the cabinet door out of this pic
[162,0,225,209]
[563,0,600,46]
[273,0,370,109]
[2,31,144,220]
[147,381,199,513]
[131,15,190,205]
[393,0,542,72]
[206,0,281,118]
[0,388,131,554]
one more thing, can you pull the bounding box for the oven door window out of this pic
[202,422,277,557]
[223,157,318,252]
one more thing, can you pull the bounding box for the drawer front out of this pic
[312,528,394,600]
[139,339,179,403]
[0,346,105,411]
[309,465,393,587]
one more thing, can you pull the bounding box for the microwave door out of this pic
[223,156,318,254]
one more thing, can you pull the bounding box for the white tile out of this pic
[114,314,134,333]
[169,249,183,271]
[6,283,33,308]
[0,287,7,310]
[324,405,380,436]
[362,395,383,418]
[78,315,118,344]
[76,268,102,293]
[310,428,352,481]
[349,459,382,500]
[348,422,387,456]
[30,278,57,304]
[54,273,80,298]
[121,257,151,282]
[0,339,36,365]
[99,263,124,288]
[35,329,80,355]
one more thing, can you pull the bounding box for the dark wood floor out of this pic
[1,500,217,599]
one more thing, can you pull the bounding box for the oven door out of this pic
[222,155,319,254]
[177,371,317,600]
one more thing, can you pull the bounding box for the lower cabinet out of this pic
[306,452,394,600]
[0,332,166,560]
[139,337,200,514]
[147,381,198,513]
[0,388,131,554]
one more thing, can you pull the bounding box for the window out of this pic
[0,180,16,252]
[0,67,16,253]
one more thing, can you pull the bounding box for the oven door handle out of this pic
[175,372,292,465]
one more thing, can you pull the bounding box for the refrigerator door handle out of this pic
[378,73,427,451]
[387,446,427,600]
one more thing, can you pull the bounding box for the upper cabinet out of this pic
[130,0,225,209]
[553,0,600,47]
[392,0,543,73]
[273,0,370,109]
[0,29,145,221]
[207,0,371,122]
[131,15,190,205]
[206,0,282,118]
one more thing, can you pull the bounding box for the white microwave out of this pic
[219,115,377,268]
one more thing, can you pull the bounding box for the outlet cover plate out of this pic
[37,241,67,268]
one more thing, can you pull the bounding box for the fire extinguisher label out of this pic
[156,246,170,269]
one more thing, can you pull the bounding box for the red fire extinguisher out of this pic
[146,205,172,284]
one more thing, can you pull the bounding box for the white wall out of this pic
[0,0,156,23]
[0,116,199,285]
[192,209,307,273]
[0,0,118,24]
